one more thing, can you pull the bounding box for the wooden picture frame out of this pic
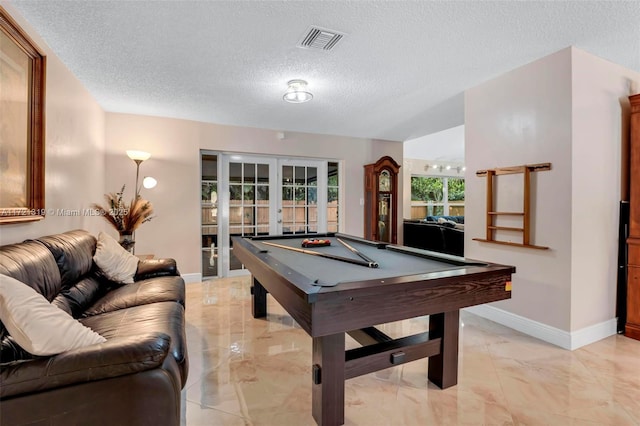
[0,6,45,224]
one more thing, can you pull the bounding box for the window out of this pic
[410,176,465,219]
[327,162,340,232]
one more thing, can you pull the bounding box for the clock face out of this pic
[379,170,391,192]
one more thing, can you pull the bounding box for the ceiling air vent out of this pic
[297,26,345,51]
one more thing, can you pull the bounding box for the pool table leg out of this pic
[251,278,267,318]
[312,333,345,426]
[427,310,460,389]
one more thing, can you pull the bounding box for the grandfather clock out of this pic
[364,156,400,243]
[627,93,640,341]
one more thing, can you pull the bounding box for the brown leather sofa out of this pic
[0,230,188,426]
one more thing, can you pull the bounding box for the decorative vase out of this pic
[118,233,135,253]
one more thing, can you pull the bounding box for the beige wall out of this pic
[0,4,106,246]
[465,48,574,331]
[570,48,640,331]
[105,113,403,274]
[465,46,640,340]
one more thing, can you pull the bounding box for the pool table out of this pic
[232,233,515,426]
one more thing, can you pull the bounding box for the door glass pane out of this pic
[229,229,242,271]
[257,207,269,228]
[327,205,338,222]
[282,207,294,233]
[328,187,338,202]
[283,187,293,202]
[244,163,255,183]
[243,185,255,202]
[202,231,217,277]
[328,162,338,186]
[202,154,218,180]
[307,167,317,186]
[229,162,242,183]
[308,187,317,204]
[243,207,254,225]
[295,187,305,204]
[308,206,317,223]
[229,206,242,226]
[257,185,269,201]
[229,226,243,236]
[283,166,293,185]
[294,207,305,230]
[230,184,242,201]
[295,166,305,185]
[202,182,217,202]
[257,164,269,183]
[202,206,217,225]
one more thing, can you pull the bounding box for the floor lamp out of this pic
[126,150,151,253]
[126,150,151,197]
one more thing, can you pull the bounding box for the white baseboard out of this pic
[464,304,617,350]
[181,273,202,284]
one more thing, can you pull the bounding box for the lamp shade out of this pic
[126,150,151,162]
[283,79,313,103]
[142,176,157,189]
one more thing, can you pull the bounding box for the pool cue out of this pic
[261,241,377,268]
[336,237,379,268]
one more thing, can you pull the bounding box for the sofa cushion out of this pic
[0,240,62,302]
[80,301,188,385]
[93,232,139,284]
[52,274,110,318]
[0,274,106,357]
[83,276,186,316]
[37,230,97,288]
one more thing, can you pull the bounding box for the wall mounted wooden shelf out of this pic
[473,163,551,250]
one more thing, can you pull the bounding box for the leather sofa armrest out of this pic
[0,332,171,399]
[135,258,179,281]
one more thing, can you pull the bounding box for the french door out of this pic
[277,159,327,235]
[217,154,328,277]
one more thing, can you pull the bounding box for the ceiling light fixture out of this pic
[283,79,313,103]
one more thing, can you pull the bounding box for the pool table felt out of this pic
[250,236,484,287]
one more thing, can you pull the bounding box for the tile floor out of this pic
[181,277,640,426]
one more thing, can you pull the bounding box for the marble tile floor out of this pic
[181,277,640,426]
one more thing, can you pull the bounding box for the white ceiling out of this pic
[9,1,640,142]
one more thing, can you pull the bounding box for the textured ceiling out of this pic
[8,1,640,142]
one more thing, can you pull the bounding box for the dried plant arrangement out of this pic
[91,185,154,235]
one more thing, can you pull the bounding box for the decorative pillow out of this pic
[93,232,139,284]
[0,274,106,356]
